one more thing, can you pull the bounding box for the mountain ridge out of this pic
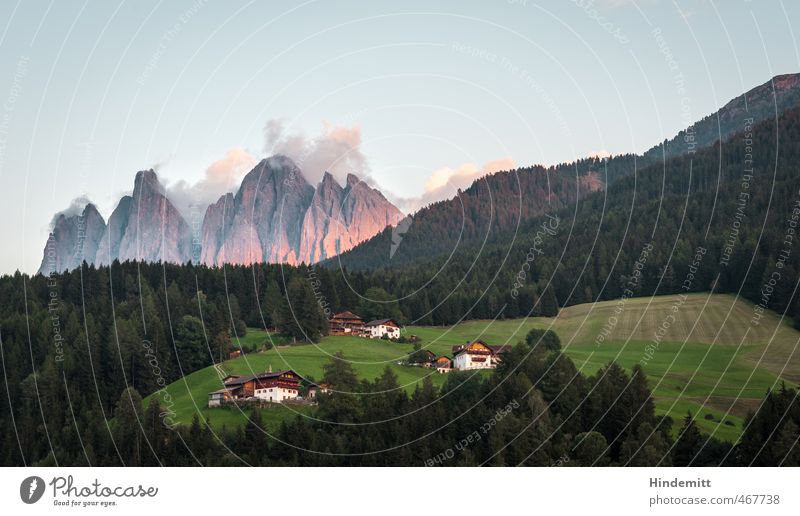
[38,156,404,274]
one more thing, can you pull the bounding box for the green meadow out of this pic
[148,293,800,442]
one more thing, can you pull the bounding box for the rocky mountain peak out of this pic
[345,173,360,188]
[133,169,163,197]
[38,202,107,275]
[298,170,403,263]
[43,155,403,271]
[95,170,192,265]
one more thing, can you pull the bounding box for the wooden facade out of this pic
[216,370,301,402]
[433,355,452,373]
[328,311,365,336]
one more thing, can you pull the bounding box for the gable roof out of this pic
[224,369,298,386]
[331,311,362,320]
[208,388,235,395]
[365,318,399,327]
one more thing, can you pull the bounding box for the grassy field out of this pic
[147,293,800,442]
[230,328,292,352]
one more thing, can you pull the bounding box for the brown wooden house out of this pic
[329,311,364,336]
[217,369,301,403]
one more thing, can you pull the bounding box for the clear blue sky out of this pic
[0,0,798,274]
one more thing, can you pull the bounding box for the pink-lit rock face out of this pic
[95,170,193,266]
[200,157,403,266]
[42,155,405,273]
[297,172,404,264]
[200,155,314,266]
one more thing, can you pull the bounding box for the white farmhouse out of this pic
[218,370,301,403]
[451,341,511,370]
[364,318,401,339]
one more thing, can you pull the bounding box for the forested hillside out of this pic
[329,106,800,328]
[334,74,800,272]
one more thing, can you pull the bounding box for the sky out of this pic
[0,0,798,274]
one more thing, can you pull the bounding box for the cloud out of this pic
[391,158,516,213]
[424,158,516,194]
[50,196,91,229]
[587,149,611,159]
[167,147,257,218]
[263,119,371,185]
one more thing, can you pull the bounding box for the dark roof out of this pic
[331,311,362,320]
[224,369,297,386]
[365,318,399,327]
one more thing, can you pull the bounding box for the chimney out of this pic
[268,364,272,373]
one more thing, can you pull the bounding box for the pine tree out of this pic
[112,387,144,466]
[673,412,703,466]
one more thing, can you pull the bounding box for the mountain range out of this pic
[38,155,403,275]
[39,73,800,276]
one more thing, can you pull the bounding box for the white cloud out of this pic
[50,196,91,229]
[587,149,611,159]
[167,147,257,217]
[264,119,370,185]
[392,157,516,213]
[424,158,516,194]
